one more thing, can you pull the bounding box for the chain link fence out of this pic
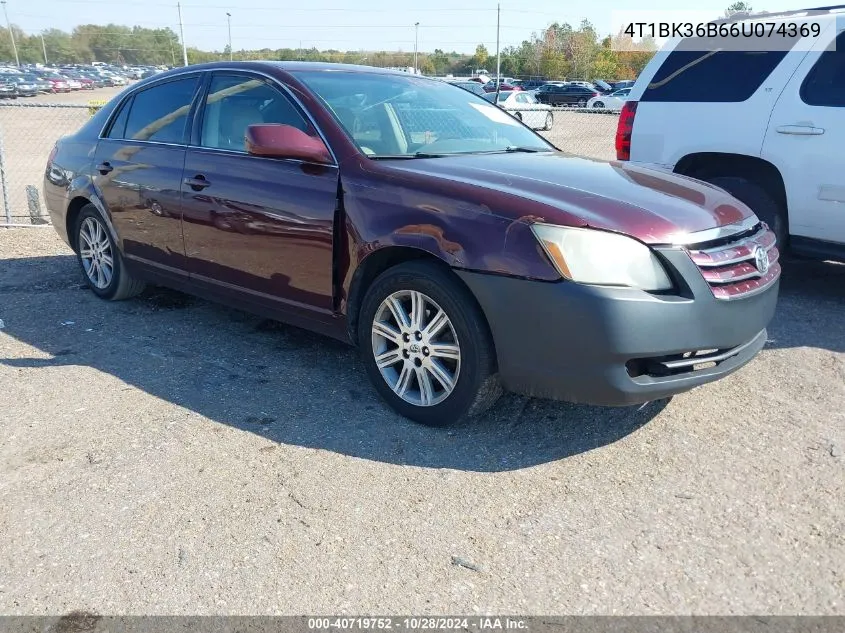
[0,102,90,227]
[0,101,618,227]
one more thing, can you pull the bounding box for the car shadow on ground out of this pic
[1,253,842,471]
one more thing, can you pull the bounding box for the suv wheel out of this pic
[75,205,146,300]
[703,176,787,248]
[358,261,501,426]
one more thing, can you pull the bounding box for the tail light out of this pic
[615,100,638,161]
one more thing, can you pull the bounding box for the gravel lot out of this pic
[0,228,843,615]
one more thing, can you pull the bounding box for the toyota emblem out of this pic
[753,246,770,275]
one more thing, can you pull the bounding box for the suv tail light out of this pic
[615,100,638,161]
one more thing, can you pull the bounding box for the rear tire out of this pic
[543,112,554,130]
[74,205,145,301]
[593,101,604,109]
[358,261,501,426]
[577,99,587,107]
[702,176,788,249]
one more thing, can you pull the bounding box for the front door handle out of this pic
[776,125,825,135]
[184,175,210,191]
[96,161,113,174]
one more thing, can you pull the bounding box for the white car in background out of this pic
[484,91,554,130]
[587,88,632,111]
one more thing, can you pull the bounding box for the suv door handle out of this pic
[183,175,210,190]
[96,161,113,174]
[776,125,825,135]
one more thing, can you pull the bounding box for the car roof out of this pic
[152,60,412,78]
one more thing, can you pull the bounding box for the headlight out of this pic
[531,223,673,291]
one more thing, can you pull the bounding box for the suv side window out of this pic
[642,37,798,102]
[200,74,310,152]
[800,31,845,107]
[124,77,199,143]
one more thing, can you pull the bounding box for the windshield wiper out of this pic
[369,152,447,160]
[503,146,548,153]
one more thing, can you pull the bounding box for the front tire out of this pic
[358,261,501,426]
[543,112,554,130]
[593,101,604,109]
[75,205,145,300]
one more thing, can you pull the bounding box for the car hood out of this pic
[383,152,753,244]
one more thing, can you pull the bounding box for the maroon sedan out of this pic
[44,62,780,426]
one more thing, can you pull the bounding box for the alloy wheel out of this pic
[371,290,461,407]
[78,216,114,289]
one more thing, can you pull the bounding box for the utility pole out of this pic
[40,32,47,65]
[226,12,232,61]
[413,22,419,74]
[1,1,20,67]
[494,3,502,103]
[177,2,188,66]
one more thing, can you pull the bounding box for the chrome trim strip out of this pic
[660,330,766,370]
[714,267,781,301]
[667,216,760,246]
[693,226,770,255]
[707,269,763,283]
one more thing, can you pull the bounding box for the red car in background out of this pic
[44,75,71,93]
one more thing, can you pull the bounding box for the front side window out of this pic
[296,71,554,157]
[124,77,199,143]
[200,74,310,152]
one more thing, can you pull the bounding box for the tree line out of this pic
[0,19,660,81]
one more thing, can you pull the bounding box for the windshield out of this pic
[295,71,554,158]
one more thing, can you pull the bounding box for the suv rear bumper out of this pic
[456,248,779,406]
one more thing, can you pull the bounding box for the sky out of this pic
[9,0,806,54]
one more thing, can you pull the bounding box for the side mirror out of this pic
[245,124,332,164]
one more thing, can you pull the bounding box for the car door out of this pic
[92,74,201,278]
[762,27,845,244]
[516,93,541,128]
[180,72,339,314]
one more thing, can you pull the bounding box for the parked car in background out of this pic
[621,7,845,259]
[611,80,636,91]
[66,73,95,90]
[32,75,53,93]
[44,75,71,93]
[0,79,18,99]
[483,90,554,130]
[44,61,780,425]
[483,81,521,92]
[9,75,39,96]
[63,76,83,90]
[449,80,486,96]
[587,88,631,111]
[535,83,600,106]
[518,79,548,92]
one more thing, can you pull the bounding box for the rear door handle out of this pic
[96,162,113,174]
[183,175,211,190]
[776,125,825,135]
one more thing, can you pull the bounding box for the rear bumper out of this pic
[457,248,779,406]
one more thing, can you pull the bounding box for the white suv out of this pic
[618,7,845,260]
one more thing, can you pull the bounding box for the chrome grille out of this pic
[686,223,781,300]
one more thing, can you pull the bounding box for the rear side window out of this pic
[123,77,199,143]
[801,31,845,107]
[642,38,796,102]
[105,96,131,139]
